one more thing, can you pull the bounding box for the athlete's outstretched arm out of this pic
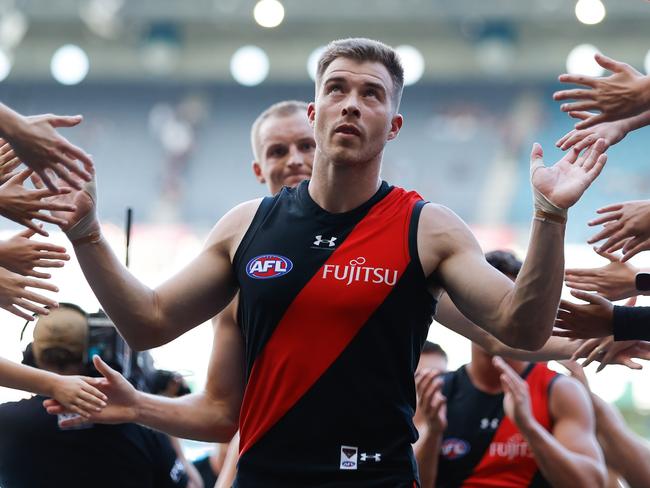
[43,175,260,350]
[435,294,579,359]
[422,140,608,350]
[494,358,606,488]
[45,301,245,441]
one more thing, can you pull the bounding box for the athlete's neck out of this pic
[466,345,528,395]
[308,149,382,213]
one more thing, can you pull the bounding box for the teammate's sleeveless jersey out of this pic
[436,363,560,488]
[232,180,436,487]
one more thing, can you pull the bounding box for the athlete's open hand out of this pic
[555,112,630,153]
[44,355,138,428]
[0,169,76,236]
[588,200,650,261]
[31,173,99,240]
[415,368,447,433]
[3,113,93,191]
[565,249,638,301]
[554,290,614,339]
[0,265,59,320]
[530,139,607,210]
[49,374,107,419]
[0,228,69,278]
[493,357,533,431]
[554,53,650,129]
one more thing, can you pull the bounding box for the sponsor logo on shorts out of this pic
[340,445,358,470]
[322,257,398,287]
[246,255,293,279]
[489,433,533,460]
[441,438,470,460]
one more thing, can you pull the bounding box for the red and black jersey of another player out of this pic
[232,180,436,487]
[436,363,560,488]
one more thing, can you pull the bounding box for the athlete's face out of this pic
[308,57,402,167]
[253,112,315,195]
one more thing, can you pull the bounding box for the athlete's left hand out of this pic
[530,138,607,210]
[493,357,534,431]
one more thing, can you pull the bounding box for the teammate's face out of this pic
[417,352,448,374]
[309,57,402,167]
[253,112,315,195]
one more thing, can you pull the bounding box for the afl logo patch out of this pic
[246,255,293,279]
[441,438,470,460]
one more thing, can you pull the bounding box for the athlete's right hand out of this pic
[31,173,99,240]
[415,368,447,433]
[43,355,139,427]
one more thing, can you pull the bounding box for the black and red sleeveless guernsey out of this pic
[436,363,560,488]
[232,180,436,487]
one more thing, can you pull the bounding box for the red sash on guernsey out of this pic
[238,187,422,456]
[462,364,557,488]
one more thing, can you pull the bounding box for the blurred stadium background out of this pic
[1,0,650,453]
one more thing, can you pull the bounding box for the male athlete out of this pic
[415,251,606,488]
[42,38,608,486]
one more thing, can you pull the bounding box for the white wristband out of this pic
[532,186,567,221]
[66,178,100,241]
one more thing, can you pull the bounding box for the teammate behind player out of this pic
[415,250,606,488]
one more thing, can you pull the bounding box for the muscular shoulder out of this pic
[418,203,483,277]
[204,198,263,260]
[549,376,594,427]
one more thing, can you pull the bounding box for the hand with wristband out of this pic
[30,173,100,246]
[530,138,608,224]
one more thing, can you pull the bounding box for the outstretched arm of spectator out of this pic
[588,200,650,261]
[0,356,106,417]
[554,53,650,129]
[555,109,650,152]
[564,249,640,301]
[0,265,59,320]
[0,103,93,191]
[0,228,69,278]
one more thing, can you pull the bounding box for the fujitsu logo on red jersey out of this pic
[246,255,293,279]
[321,257,399,286]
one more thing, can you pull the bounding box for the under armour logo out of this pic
[313,235,337,248]
[360,453,381,462]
